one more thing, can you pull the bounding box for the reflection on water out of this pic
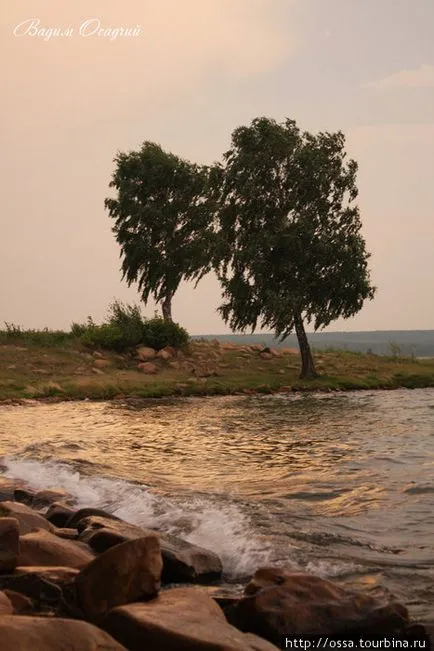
[0,389,434,618]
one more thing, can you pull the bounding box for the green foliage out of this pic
[77,301,189,352]
[142,317,189,350]
[105,142,214,320]
[0,323,73,347]
[210,116,376,378]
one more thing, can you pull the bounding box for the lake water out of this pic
[1,389,433,620]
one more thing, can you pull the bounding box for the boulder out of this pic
[0,479,17,502]
[226,568,409,645]
[78,516,222,583]
[105,586,280,651]
[138,362,158,374]
[0,591,13,615]
[0,501,54,535]
[14,487,36,506]
[54,527,79,540]
[93,358,111,369]
[0,518,19,573]
[75,535,162,621]
[17,529,94,569]
[156,348,173,361]
[136,346,156,361]
[65,507,120,530]
[45,503,76,528]
[160,531,222,583]
[32,489,74,508]
[0,566,79,616]
[0,616,127,650]
[2,589,34,614]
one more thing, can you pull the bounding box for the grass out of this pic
[0,334,433,402]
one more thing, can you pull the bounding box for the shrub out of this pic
[142,317,189,350]
[77,301,189,352]
[80,323,125,351]
[107,301,144,348]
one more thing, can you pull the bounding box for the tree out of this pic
[211,117,376,379]
[105,142,212,321]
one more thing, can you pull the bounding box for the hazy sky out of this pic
[1,0,433,334]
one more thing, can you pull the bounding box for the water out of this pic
[1,389,433,619]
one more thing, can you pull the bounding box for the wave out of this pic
[1,455,272,579]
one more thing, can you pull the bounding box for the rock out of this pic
[0,616,127,650]
[136,346,156,361]
[156,348,172,361]
[0,566,79,616]
[92,351,105,359]
[0,501,55,535]
[160,531,222,583]
[0,518,19,573]
[105,586,280,651]
[36,489,74,507]
[0,591,13,615]
[92,367,105,375]
[0,479,17,502]
[17,529,94,569]
[226,568,409,645]
[259,352,273,360]
[65,507,121,530]
[137,362,158,374]
[14,487,36,506]
[93,358,111,368]
[78,516,222,583]
[75,535,162,621]
[54,528,79,540]
[168,360,181,370]
[2,589,34,613]
[45,503,76,528]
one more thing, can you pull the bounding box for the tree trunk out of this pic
[161,293,173,322]
[293,311,317,379]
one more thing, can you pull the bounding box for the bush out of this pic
[142,317,189,350]
[78,301,189,352]
[80,323,125,352]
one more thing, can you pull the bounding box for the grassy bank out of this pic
[1,337,434,402]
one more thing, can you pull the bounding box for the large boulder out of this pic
[78,515,222,583]
[0,616,127,651]
[65,507,120,530]
[0,566,79,616]
[226,568,409,645]
[17,529,94,569]
[105,586,280,651]
[32,489,74,509]
[45,503,77,528]
[75,535,162,621]
[136,346,156,361]
[0,518,19,573]
[0,501,54,535]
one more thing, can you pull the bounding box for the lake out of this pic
[1,388,433,620]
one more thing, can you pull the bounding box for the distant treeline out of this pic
[194,331,434,357]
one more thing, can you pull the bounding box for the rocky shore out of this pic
[0,474,432,650]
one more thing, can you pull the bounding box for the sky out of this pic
[1,0,433,334]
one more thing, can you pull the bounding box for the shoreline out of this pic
[0,473,432,648]
[0,380,433,408]
[1,338,433,403]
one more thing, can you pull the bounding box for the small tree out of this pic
[105,142,212,321]
[211,117,376,379]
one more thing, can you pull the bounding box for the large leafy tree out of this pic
[105,142,211,322]
[211,117,376,379]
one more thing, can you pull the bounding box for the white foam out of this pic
[2,455,271,578]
